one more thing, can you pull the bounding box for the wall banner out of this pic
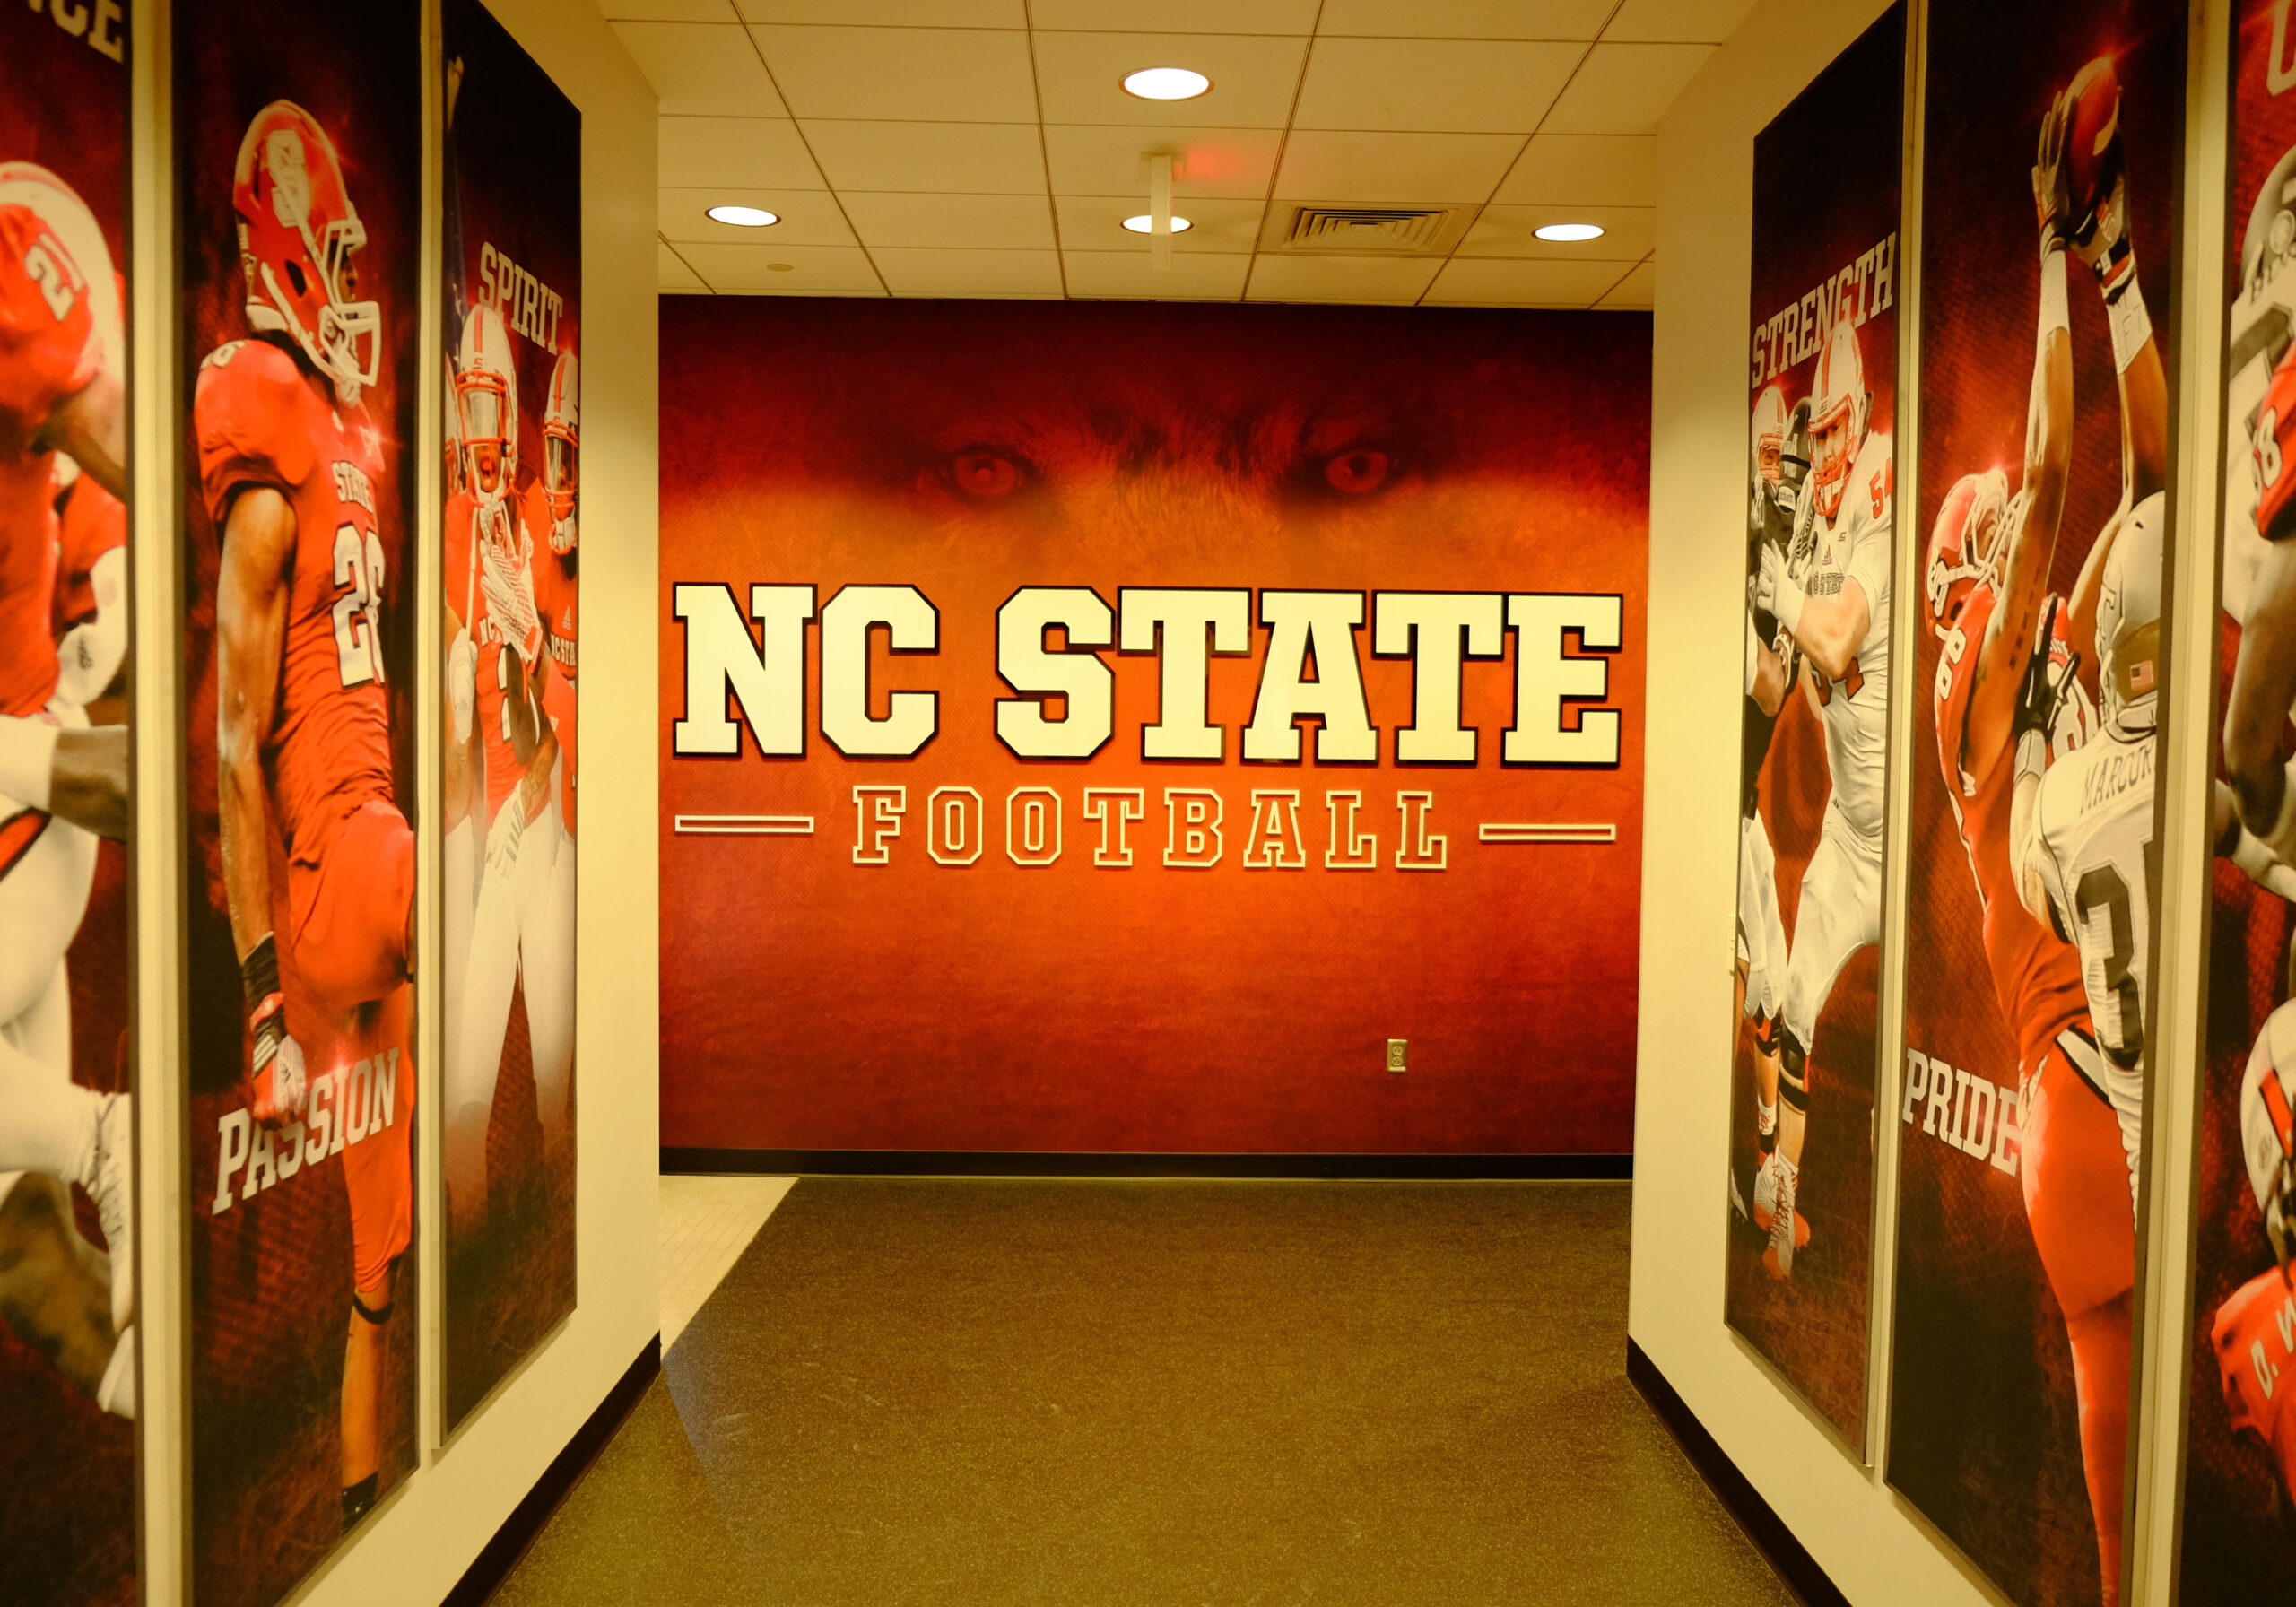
[2178,0,2296,1595]
[1726,3,1903,1456]
[177,1,422,1599]
[658,299,1648,1158]
[1890,3,2183,1603]
[439,0,580,1440]
[0,2,136,1603]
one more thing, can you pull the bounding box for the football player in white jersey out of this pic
[0,162,135,1414]
[1735,383,1799,1227]
[1752,310,1894,1277]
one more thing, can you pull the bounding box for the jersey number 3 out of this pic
[332,524,387,688]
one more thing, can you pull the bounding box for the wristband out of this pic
[0,715,59,812]
[240,933,286,1072]
[2038,247,2070,343]
[2015,725,2048,788]
[2106,269,2152,376]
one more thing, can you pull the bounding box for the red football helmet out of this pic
[542,348,578,551]
[232,101,379,404]
[1925,469,2007,638]
[1807,316,1867,522]
[456,302,517,509]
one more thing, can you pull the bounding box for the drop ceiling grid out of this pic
[629,0,1746,308]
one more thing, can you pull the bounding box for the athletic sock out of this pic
[1756,1098,1778,1151]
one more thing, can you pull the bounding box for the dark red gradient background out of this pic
[659,298,1649,1156]
[1891,4,2184,1604]
[2180,6,2296,1599]
[176,6,422,1606]
[1724,4,1903,1454]
[0,14,134,1606]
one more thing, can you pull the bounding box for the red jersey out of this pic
[52,470,125,631]
[0,196,102,718]
[444,482,550,824]
[535,545,577,835]
[196,336,396,856]
[2215,1267,2296,1502]
[2255,343,2296,543]
[1934,583,2090,1072]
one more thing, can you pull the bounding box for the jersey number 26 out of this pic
[332,524,387,688]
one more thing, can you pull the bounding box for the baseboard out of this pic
[440,1333,661,1607]
[661,1148,1632,1180]
[1624,1338,1849,1607]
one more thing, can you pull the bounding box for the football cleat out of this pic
[84,1092,135,1332]
[1761,1166,1800,1279]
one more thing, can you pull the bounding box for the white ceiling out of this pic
[611,0,1749,308]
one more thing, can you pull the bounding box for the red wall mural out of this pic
[659,298,1649,1156]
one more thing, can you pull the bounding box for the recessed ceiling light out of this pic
[708,204,779,227]
[1122,214,1193,234]
[1535,222,1605,242]
[1122,66,1210,100]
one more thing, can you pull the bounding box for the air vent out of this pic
[1260,204,1475,256]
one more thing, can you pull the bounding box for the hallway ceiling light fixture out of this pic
[1123,214,1192,234]
[1534,222,1606,242]
[708,204,779,227]
[1122,66,1210,100]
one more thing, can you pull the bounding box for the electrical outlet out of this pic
[1387,1038,1407,1073]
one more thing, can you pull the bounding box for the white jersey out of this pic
[1801,428,1894,836]
[2030,724,2157,1071]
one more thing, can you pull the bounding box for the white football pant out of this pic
[1737,810,1787,1022]
[0,815,99,1202]
[525,786,574,1140]
[1782,801,1883,1055]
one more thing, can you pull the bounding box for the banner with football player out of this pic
[658,300,1648,1160]
[1725,4,1902,1457]
[2178,1,2296,1594]
[0,3,136,1602]
[439,0,579,1438]
[178,2,422,1601]
[1888,4,2181,1603]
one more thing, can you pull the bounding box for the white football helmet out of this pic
[1807,316,1868,523]
[2243,1001,2296,1269]
[456,302,517,509]
[542,349,578,552]
[2095,490,2164,730]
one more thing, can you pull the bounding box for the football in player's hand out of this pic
[2064,57,2124,225]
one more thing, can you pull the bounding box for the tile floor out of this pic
[657,1173,794,1351]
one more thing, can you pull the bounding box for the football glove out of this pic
[1756,542,1806,638]
[448,628,477,745]
[2012,598,2078,782]
[2031,91,2074,253]
[479,511,544,664]
[240,933,309,1127]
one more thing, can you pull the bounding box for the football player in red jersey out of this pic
[1920,79,2168,1600]
[2218,1003,2296,1507]
[526,348,577,1146]
[442,303,561,1239]
[197,101,413,1533]
[0,160,135,1415]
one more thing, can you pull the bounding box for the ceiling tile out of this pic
[604,0,740,19]
[799,119,1047,193]
[1315,0,1615,40]
[1292,38,1580,134]
[659,241,710,290]
[1596,259,1655,308]
[1053,194,1265,253]
[1540,42,1715,134]
[1422,256,1630,306]
[1489,134,1656,205]
[1041,125,1282,199]
[1457,204,1653,259]
[610,22,786,117]
[1244,254,1443,304]
[735,0,1022,22]
[1062,249,1253,299]
[658,187,857,245]
[1030,32,1309,129]
[659,116,826,188]
[750,25,1039,121]
[1273,129,1523,203]
[871,248,1067,296]
[674,240,884,291]
[1603,0,1757,44]
[840,190,1057,249]
[1029,0,1318,31]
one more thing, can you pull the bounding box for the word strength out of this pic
[672,585,1624,767]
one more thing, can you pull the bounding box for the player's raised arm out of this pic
[215,485,300,1123]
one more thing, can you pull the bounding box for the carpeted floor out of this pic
[490,1178,1793,1606]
